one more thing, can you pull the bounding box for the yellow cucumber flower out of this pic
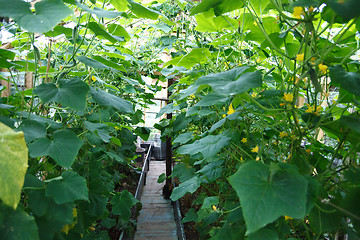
[251,146,259,153]
[283,93,294,102]
[227,103,235,115]
[279,132,288,138]
[318,63,328,74]
[296,53,304,61]
[293,7,303,19]
[305,103,322,115]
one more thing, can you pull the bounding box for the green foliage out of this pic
[34,79,90,111]
[0,203,39,240]
[1,0,360,239]
[90,87,134,114]
[111,190,139,221]
[154,0,360,239]
[46,171,89,204]
[28,129,82,168]
[0,0,72,33]
[177,131,231,159]
[229,161,308,234]
[0,0,160,237]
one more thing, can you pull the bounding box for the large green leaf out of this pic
[16,111,63,131]
[0,123,28,209]
[86,22,124,43]
[0,0,72,33]
[28,129,83,168]
[179,66,262,99]
[197,160,224,182]
[248,228,279,240]
[195,9,237,32]
[77,56,111,70]
[165,48,212,69]
[320,115,360,149]
[190,0,244,16]
[92,55,127,72]
[134,127,151,141]
[228,161,308,234]
[107,23,131,42]
[329,65,360,97]
[34,78,90,111]
[327,0,360,20]
[156,103,180,118]
[0,49,16,68]
[177,131,231,159]
[27,188,73,229]
[170,176,202,201]
[84,121,111,143]
[0,203,39,240]
[87,193,108,216]
[195,92,230,107]
[110,0,129,11]
[341,187,360,233]
[173,132,193,145]
[173,163,196,182]
[308,201,342,233]
[46,171,89,204]
[90,87,134,114]
[339,115,360,134]
[18,120,47,143]
[249,0,271,15]
[74,1,122,19]
[45,25,73,38]
[111,190,139,221]
[126,0,160,20]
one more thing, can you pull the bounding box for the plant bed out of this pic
[95,163,143,240]
[179,195,200,240]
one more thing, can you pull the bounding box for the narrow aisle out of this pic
[134,160,178,240]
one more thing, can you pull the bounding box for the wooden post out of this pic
[25,72,33,89]
[0,74,10,97]
[163,78,175,199]
[0,43,12,97]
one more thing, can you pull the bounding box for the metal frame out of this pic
[119,145,152,240]
[134,145,152,201]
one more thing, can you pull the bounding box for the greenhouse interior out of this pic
[0,0,360,239]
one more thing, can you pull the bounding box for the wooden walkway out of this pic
[134,160,178,240]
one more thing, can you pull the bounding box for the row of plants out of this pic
[154,0,360,239]
[0,0,182,239]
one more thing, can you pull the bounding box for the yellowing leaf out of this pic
[0,123,28,209]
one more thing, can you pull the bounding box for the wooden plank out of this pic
[134,161,178,240]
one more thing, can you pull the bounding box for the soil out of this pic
[179,195,200,240]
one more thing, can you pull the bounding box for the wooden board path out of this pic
[134,160,178,240]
